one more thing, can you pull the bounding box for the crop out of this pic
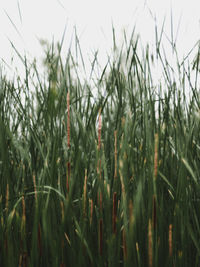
[0,24,200,266]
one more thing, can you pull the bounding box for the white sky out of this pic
[0,0,200,79]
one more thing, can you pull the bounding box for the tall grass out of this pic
[0,25,200,266]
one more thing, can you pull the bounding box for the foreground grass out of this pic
[0,27,200,266]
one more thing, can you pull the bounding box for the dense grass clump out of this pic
[0,27,200,266]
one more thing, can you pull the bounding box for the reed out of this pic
[1,21,200,266]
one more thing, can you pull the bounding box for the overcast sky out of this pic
[0,0,200,77]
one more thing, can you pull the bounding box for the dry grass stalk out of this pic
[89,199,93,225]
[5,183,9,212]
[112,192,117,234]
[154,133,158,179]
[98,108,102,151]
[19,209,28,267]
[66,91,71,194]
[67,91,70,148]
[32,174,37,201]
[169,224,173,257]
[136,242,139,253]
[0,196,3,226]
[60,238,65,267]
[60,201,64,222]
[97,108,102,178]
[129,199,134,226]
[114,130,117,179]
[122,228,127,260]
[64,232,71,246]
[66,162,71,193]
[97,191,103,212]
[97,159,101,178]
[96,109,103,215]
[20,202,27,267]
[148,219,153,267]
[21,195,26,235]
[22,195,26,221]
[83,169,87,216]
[99,218,103,255]
[152,194,157,230]
[19,252,28,267]
[104,180,110,197]
[119,160,125,193]
[38,224,42,257]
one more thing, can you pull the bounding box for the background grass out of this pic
[0,25,200,266]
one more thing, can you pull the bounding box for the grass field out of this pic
[0,26,200,266]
